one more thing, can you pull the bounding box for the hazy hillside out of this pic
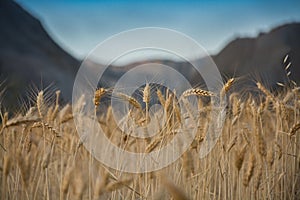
[213,23,300,87]
[0,0,79,109]
[98,23,300,92]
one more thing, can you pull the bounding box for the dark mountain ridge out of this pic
[213,23,300,86]
[0,0,79,109]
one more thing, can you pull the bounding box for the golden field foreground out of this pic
[0,80,300,200]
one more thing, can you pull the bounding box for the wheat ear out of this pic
[143,83,150,125]
[235,144,247,172]
[157,89,166,107]
[117,92,142,110]
[257,82,276,103]
[220,78,235,102]
[182,88,214,97]
[243,153,256,187]
[94,88,107,106]
[37,91,45,119]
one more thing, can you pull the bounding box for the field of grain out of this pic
[0,79,300,200]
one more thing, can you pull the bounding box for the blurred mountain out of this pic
[99,23,300,92]
[0,0,79,109]
[212,23,300,89]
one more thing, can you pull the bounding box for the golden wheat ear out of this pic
[234,144,247,172]
[143,83,150,105]
[156,89,166,107]
[256,82,276,103]
[223,78,235,93]
[116,92,142,110]
[36,90,44,119]
[94,88,107,106]
[243,152,256,187]
[143,83,150,125]
[182,88,214,98]
[220,78,235,101]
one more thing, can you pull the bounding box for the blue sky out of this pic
[16,0,300,60]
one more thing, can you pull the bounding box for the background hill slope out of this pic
[0,0,79,109]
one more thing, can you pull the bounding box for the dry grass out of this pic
[0,81,300,200]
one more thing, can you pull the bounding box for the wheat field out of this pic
[0,79,300,200]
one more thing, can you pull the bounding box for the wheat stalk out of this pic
[49,90,60,122]
[267,146,275,167]
[182,150,194,178]
[146,136,162,153]
[275,142,283,160]
[93,172,108,198]
[71,170,86,200]
[61,166,73,199]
